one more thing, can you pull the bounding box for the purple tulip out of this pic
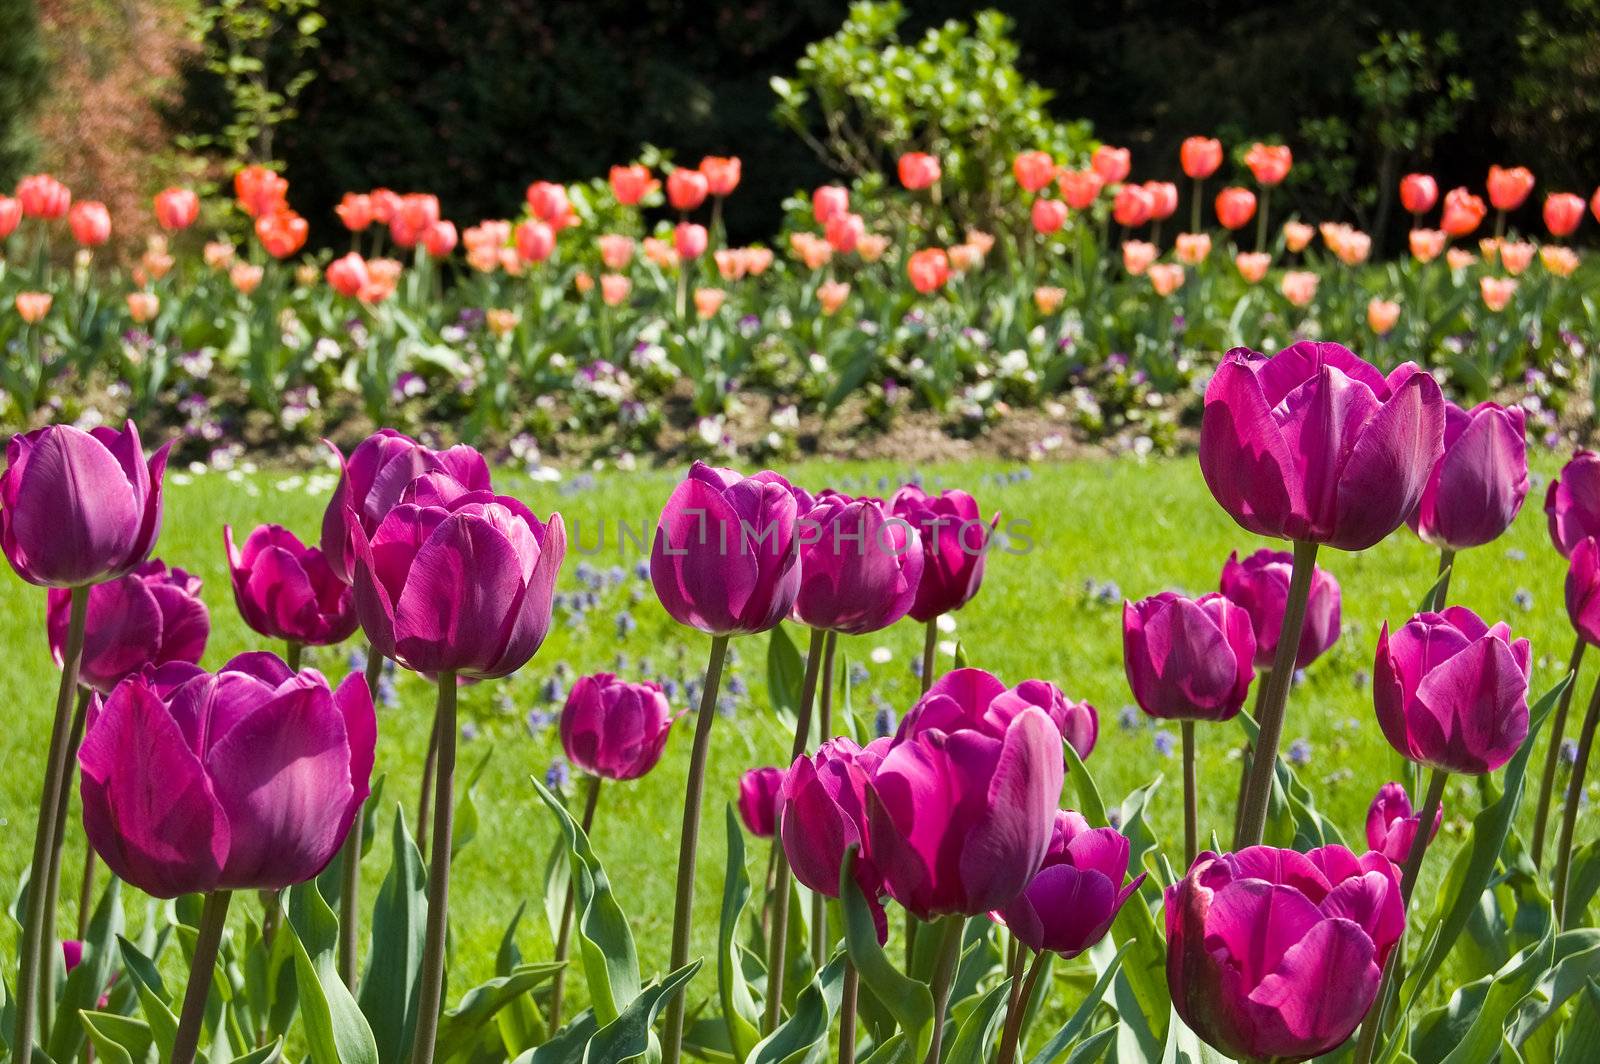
[889,485,997,622]
[1404,395,1528,550]
[779,737,888,896]
[1547,450,1600,558]
[1365,781,1443,864]
[1123,592,1256,721]
[973,677,1098,760]
[1199,341,1444,551]
[1374,606,1531,775]
[865,668,1064,919]
[348,483,565,679]
[792,494,924,634]
[62,940,82,973]
[650,462,800,636]
[46,560,208,694]
[559,673,681,780]
[737,766,784,837]
[320,429,491,583]
[1,421,171,588]
[1219,549,1341,670]
[225,524,358,647]
[990,811,1145,957]
[1166,845,1404,1063]
[1566,537,1600,645]
[78,653,375,898]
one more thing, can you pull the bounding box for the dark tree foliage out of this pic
[0,0,49,184]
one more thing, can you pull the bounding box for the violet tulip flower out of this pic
[1365,781,1442,864]
[1123,592,1256,721]
[1546,450,1600,557]
[1401,391,1528,550]
[1220,549,1341,670]
[1374,606,1531,774]
[737,766,784,837]
[889,484,997,622]
[866,668,1064,918]
[1566,537,1600,645]
[225,524,358,646]
[779,737,887,899]
[1166,846,1404,1063]
[348,483,565,679]
[320,429,491,583]
[78,653,375,897]
[990,811,1145,957]
[559,673,680,780]
[46,560,208,694]
[650,462,800,636]
[1,421,170,588]
[792,494,924,634]
[1199,341,1444,551]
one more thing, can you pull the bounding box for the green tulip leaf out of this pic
[285,878,380,1064]
[359,807,428,1064]
[1027,940,1128,1064]
[1507,928,1600,1049]
[718,804,763,1059]
[768,624,806,731]
[116,933,178,1058]
[748,954,848,1064]
[79,1010,151,1064]
[580,960,702,1064]
[839,846,934,1061]
[435,962,563,1064]
[943,975,1011,1064]
[48,874,123,1062]
[1557,978,1600,1063]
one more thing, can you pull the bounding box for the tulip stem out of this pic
[13,585,87,1061]
[838,960,859,1064]
[1555,673,1600,928]
[76,847,97,941]
[1234,540,1319,849]
[920,619,938,696]
[1182,721,1198,867]
[924,916,963,1064]
[813,630,839,969]
[1353,767,1448,1064]
[998,949,1047,1064]
[663,634,731,1064]
[417,701,443,863]
[1431,548,1456,610]
[286,640,303,671]
[765,627,828,1033]
[337,648,386,991]
[549,775,603,1031]
[1533,636,1587,868]
[171,889,233,1064]
[409,671,458,1064]
[38,684,92,1044]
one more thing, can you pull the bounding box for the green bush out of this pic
[0,0,48,183]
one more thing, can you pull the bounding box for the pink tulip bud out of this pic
[674,222,708,260]
[1013,151,1056,193]
[1567,537,1600,646]
[1219,549,1341,670]
[46,560,208,694]
[1091,145,1131,184]
[1404,392,1528,551]
[737,766,784,837]
[1123,592,1255,720]
[1214,187,1257,230]
[666,168,709,212]
[1031,198,1068,235]
[17,173,71,219]
[1398,173,1438,215]
[1544,192,1585,237]
[780,738,888,914]
[811,185,849,224]
[990,811,1143,957]
[225,524,358,647]
[69,201,111,247]
[560,673,681,781]
[1548,451,1600,557]
[154,187,200,231]
[792,494,924,635]
[897,152,941,191]
[516,220,556,263]
[888,484,995,622]
[1366,781,1442,863]
[326,252,370,298]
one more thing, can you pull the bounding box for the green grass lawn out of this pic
[0,449,1581,1003]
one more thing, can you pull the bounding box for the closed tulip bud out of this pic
[1567,538,1600,645]
[889,484,995,621]
[1367,297,1400,336]
[1031,198,1068,235]
[1334,229,1371,266]
[1399,173,1439,215]
[1543,192,1585,237]
[1123,592,1255,721]
[18,173,72,218]
[1215,187,1257,230]
[598,234,634,270]
[609,164,657,206]
[126,291,159,324]
[792,494,924,635]
[1366,781,1443,863]
[1145,181,1179,221]
[1113,183,1155,227]
[0,195,20,238]
[1441,187,1487,236]
[349,480,565,679]
[69,201,111,247]
[906,247,951,294]
[1282,220,1314,253]
[524,181,570,223]
[1033,285,1066,315]
[1219,550,1341,671]
[1122,240,1157,276]
[1175,232,1211,265]
[601,273,631,306]
[693,287,725,318]
[560,673,681,780]
[1541,245,1580,277]
[256,211,308,259]
[1480,276,1516,312]
[515,220,556,263]
[1167,845,1403,1063]
[368,188,401,224]
[234,166,287,218]
[666,168,709,212]
[699,156,741,197]
[1404,393,1528,551]
[1013,150,1056,192]
[230,263,263,295]
[397,193,439,234]
[714,248,746,281]
[825,211,865,253]
[154,187,200,231]
[818,279,850,315]
[1549,452,1600,557]
[1280,269,1318,307]
[673,222,707,260]
[743,247,774,275]
[812,184,849,224]
[325,252,370,298]
[780,737,888,902]
[868,668,1064,918]
[1245,143,1293,186]
[423,220,457,257]
[1446,248,1477,271]
[2,421,170,588]
[1181,136,1223,180]
[1091,145,1131,184]
[991,811,1143,957]
[46,560,208,694]
[1500,241,1534,276]
[738,766,784,836]
[1234,252,1270,284]
[1058,169,1104,209]
[948,241,984,273]
[335,192,373,232]
[1487,165,1535,211]
[857,233,889,263]
[1148,262,1186,297]
[1409,228,1446,263]
[79,654,375,897]
[16,291,52,323]
[897,152,941,190]
[1201,342,1445,551]
[225,524,358,647]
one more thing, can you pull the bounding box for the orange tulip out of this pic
[234,166,287,219]
[0,195,19,239]
[610,165,658,206]
[856,233,890,263]
[333,193,370,232]
[1013,151,1056,192]
[948,243,984,273]
[1282,221,1314,253]
[714,248,746,282]
[906,248,950,294]
[154,187,200,231]
[1122,240,1157,276]
[574,270,594,295]
[1480,276,1516,312]
[464,220,511,254]
[1058,169,1104,209]
[1486,165,1535,211]
[1540,246,1580,277]
[126,292,159,324]
[15,291,52,323]
[1499,241,1534,276]
[667,168,709,212]
[204,241,235,270]
[16,174,71,219]
[1031,198,1068,235]
[1440,187,1487,236]
[812,185,849,224]
[68,201,111,247]
[1235,252,1270,284]
[965,229,995,256]
[1245,143,1292,186]
[1033,286,1066,315]
[1091,145,1131,184]
[825,212,865,253]
[515,220,556,263]
[230,263,264,295]
[1445,248,1478,271]
[255,210,307,259]
[398,193,440,234]
[598,234,635,270]
[1214,187,1257,230]
[789,232,832,271]
[699,156,742,197]
[818,280,851,315]
[693,287,726,319]
[1148,262,1185,296]
[1280,270,1318,307]
[486,309,520,338]
[1174,232,1211,265]
[1409,228,1446,263]
[326,252,370,298]
[140,236,173,281]
[1180,137,1223,180]
[1398,173,1438,216]
[601,273,632,306]
[1367,298,1400,336]
[525,181,570,223]
[1113,184,1155,227]
[1544,193,1585,238]
[744,247,774,275]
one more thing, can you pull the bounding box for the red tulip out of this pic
[1031,198,1068,235]
[68,201,111,247]
[1112,184,1154,227]
[1544,193,1585,238]
[1440,187,1487,236]
[1058,169,1104,209]
[897,152,941,191]
[17,173,71,219]
[812,185,849,224]
[325,252,370,298]
[234,166,287,219]
[1398,173,1438,215]
[699,156,741,197]
[674,222,707,260]
[666,168,709,212]
[154,188,200,231]
[525,181,570,223]
[824,211,864,253]
[1592,187,1600,224]
[1013,151,1056,192]
[335,192,373,232]
[1214,187,1257,230]
[1245,143,1292,186]
[1091,145,1131,184]
[369,188,401,224]
[422,220,458,257]
[907,248,950,294]
[609,164,657,206]
[1144,181,1179,221]
[1487,165,1535,211]
[1180,136,1223,180]
[0,196,20,238]
[515,220,556,263]
[255,211,308,259]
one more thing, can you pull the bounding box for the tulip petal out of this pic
[651,477,760,634]
[12,426,141,586]
[394,511,524,674]
[1199,356,1303,540]
[1245,918,1379,1057]
[1425,405,1528,549]
[1330,366,1444,550]
[1413,634,1530,773]
[959,708,1063,913]
[486,513,566,678]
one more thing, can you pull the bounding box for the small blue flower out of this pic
[1118,705,1141,730]
[1153,730,1176,757]
[542,677,567,704]
[615,611,638,638]
[1562,739,1579,765]
[461,721,480,743]
[545,758,570,790]
[849,663,870,687]
[1288,739,1312,765]
[1513,589,1534,612]
[874,705,897,738]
